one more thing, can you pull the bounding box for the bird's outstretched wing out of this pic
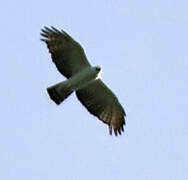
[76,79,126,136]
[41,27,91,78]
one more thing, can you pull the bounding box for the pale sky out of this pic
[1,0,188,179]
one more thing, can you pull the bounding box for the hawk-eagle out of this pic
[41,27,126,136]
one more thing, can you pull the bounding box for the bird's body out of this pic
[47,66,101,104]
[41,26,126,136]
[66,66,101,90]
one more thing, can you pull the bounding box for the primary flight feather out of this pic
[41,26,126,136]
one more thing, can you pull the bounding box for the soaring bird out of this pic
[41,27,126,135]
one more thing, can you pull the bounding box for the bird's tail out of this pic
[47,81,73,105]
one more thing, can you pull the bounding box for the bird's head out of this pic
[94,66,102,79]
[94,66,101,72]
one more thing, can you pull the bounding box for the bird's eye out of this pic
[95,67,101,71]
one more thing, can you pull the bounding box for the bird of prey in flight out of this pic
[41,26,126,136]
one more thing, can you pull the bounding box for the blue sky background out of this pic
[1,0,188,179]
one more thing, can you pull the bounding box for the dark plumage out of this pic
[41,27,126,136]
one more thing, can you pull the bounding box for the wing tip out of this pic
[40,26,61,38]
[98,108,126,136]
[108,115,126,136]
[40,26,71,44]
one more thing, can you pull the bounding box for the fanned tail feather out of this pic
[47,81,73,105]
